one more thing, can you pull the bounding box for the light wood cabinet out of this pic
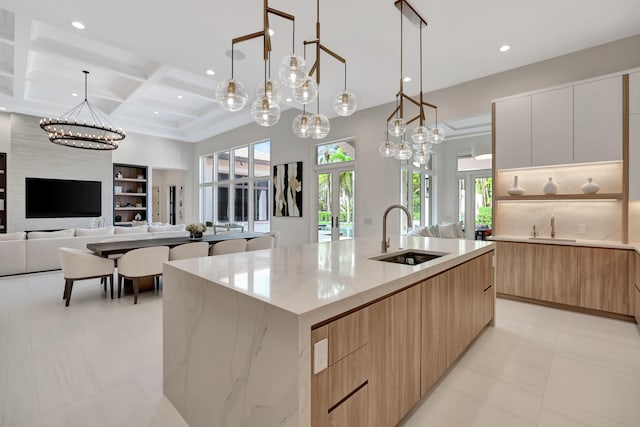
[328,384,368,427]
[635,284,640,326]
[495,96,532,169]
[635,253,639,326]
[328,308,368,364]
[573,76,623,163]
[577,247,629,315]
[496,241,532,297]
[420,272,449,395]
[532,87,574,166]
[482,252,495,327]
[369,285,421,427]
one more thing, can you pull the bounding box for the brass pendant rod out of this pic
[232,31,264,45]
[402,92,421,108]
[319,44,346,64]
[304,0,348,85]
[399,1,404,118]
[419,20,423,126]
[387,105,401,122]
[406,115,421,126]
[266,6,295,21]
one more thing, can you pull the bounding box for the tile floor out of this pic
[0,271,639,427]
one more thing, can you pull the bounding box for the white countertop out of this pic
[490,235,640,252]
[166,236,493,324]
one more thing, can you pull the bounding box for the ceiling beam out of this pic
[157,76,216,102]
[109,63,171,116]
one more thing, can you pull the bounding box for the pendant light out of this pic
[381,0,444,162]
[332,64,357,116]
[293,77,318,104]
[40,70,125,150]
[310,95,330,139]
[378,130,396,157]
[252,57,281,126]
[215,43,248,112]
[292,106,313,138]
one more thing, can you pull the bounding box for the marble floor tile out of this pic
[1,270,640,426]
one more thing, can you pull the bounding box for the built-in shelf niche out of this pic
[495,161,623,198]
[113,163,148,225]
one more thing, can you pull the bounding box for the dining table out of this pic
[86,232,265,257]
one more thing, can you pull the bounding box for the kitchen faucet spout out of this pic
[382,204,413,253]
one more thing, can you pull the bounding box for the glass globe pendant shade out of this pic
[292,112,313,138]
[428,125,446,144]
[378,140,396,157]
[413,146,429,164]
[411,125,430,145]
[256,79,282,104]
[292,78,318,104]
[215,79,248,112]
[278,55,307,88]
[310,113,330,139]
[388,118,406,137]
[393,140,413,160]
[251,95,280,127]
[333,90,357,116]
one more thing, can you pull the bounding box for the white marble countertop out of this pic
[490,235,640,252]
[166,236,493,325]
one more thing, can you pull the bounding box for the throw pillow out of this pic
[438,223,457,239]
[417,226,433,237]
[28,229,75,239]
[428,224,440,238]
[454,221,465,239]
[115,225,148,234]
[75,226,115,236]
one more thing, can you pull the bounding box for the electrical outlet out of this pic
[578,224,587,234]
[313,339,328,374]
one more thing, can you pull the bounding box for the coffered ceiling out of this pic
[0,0,638,142]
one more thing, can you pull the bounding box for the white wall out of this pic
[4,113,195,232]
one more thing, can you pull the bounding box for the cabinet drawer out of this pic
[328,383,368,427]
[328,344,369,408]
[328,307,369,364]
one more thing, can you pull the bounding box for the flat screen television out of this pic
[26,178,102,218]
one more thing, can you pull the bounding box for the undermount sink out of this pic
[371,249,448,266]
[528,237,577,243]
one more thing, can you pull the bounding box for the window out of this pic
[401,166,431,233]
[316,140,355,165]
[457,155,492,239]
[200,140,271,232]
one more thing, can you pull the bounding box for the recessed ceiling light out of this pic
[403,76,411,82]
[71,92,78,97]
[177,95,183,99]
[154,111,159,115]
[71,21,85,30]
[285,98,292,102]
[205,69,215,76]
[0,107,6,111]
[268,28,275,36]
[499,44,511,52]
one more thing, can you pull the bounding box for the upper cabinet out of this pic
[532,87,574,166]
[573,76,622,163]
[495,96,531,169]
[495,75,624,168]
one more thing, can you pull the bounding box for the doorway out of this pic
[316,168,355,242]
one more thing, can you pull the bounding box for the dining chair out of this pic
[169,242,209,261]
[117,246,169,304]
[98,237,131,291]
[246,235,275,251]
[59,247,115,307]
[210,239,247,255]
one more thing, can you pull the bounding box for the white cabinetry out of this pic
[573,76,622,163]
[532,87,574,166]
[495,96,531,169]
[630,72,640,115]
[630,114,640,200]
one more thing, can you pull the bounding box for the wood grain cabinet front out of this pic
[327,384,368,427]
[577,247,630,315]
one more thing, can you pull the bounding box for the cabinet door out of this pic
[630,72,640,115]
[635,285,640,326]
[577,247,629,314]
[629,114,640,200]
[328,384,368,427]
[368,286,420,427]
[482,252,495,326]
[495,96,532,169]
[496,242,532,297]
[532,245,578,305]
[446,260,476,364]
[532,87,574,166]
[421,273,449,395]
[574,76,623,162]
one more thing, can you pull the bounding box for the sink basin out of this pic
[371,250,448,266]
[528,237,577,243]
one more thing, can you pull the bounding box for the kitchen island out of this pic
[163,236,494,427]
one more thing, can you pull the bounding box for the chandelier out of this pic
[40,71,126,150]
[292,0,357,140]
[379,0,445,164]
[215,0,301,127]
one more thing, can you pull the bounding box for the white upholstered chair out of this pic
[169,242,209,261]
[59,247,115,307]
[117,246,169,304]
[210,239,247,255]
[99,237,130,291]
[246,235,275,251]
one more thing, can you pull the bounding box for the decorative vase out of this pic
[507,175,525,196]
[190,231,203,240]
[543,177,558,195]
[580,178,600,194]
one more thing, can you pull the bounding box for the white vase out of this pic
[580,178,600,194]
[507,175,525,196]
[543,177,558,195]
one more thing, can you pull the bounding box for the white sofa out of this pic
[0,224,188,276]
[407,222,466,239]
